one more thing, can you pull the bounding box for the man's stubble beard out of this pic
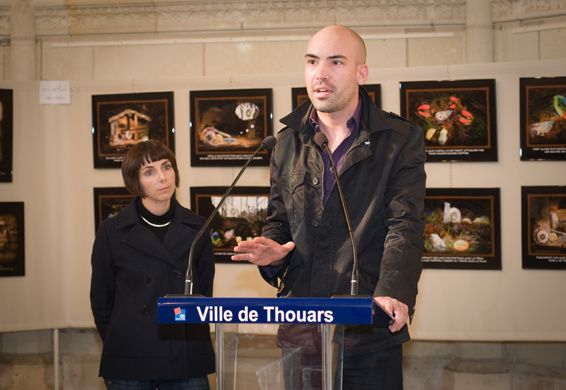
[309,82,358,114]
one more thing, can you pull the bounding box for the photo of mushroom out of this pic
[522,186,566,269]
[423,188,501,270]
[93,187,136,233]
[0,89,13,182]
[400,79,497,162]
[520,77,566,161]
[190,187,269,263]
[92,92,175,168]
[190,89,272,166]
[0,202,24,277]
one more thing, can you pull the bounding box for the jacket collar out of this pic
[279,86,394,140]
[115,197,203,269]
[116,197,201,230]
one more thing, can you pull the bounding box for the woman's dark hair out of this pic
[121,140,180,196]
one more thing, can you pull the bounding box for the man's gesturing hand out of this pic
[231,236,295,266]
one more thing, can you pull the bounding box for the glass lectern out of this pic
[157,297,373,390]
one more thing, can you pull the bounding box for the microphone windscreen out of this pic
[261,135,277,150]
[313,132,328,148]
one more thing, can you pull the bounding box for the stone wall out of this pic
[2,329,566,389]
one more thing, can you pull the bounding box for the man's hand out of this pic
[374,296,409,333]
[231,236,295,266]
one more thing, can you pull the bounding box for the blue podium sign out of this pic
[157,296,373,325]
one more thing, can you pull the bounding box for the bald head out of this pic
[308,25,367,65]
[303,24,369,118]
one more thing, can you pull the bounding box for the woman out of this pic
[90,140,215,390]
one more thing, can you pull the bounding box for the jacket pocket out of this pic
[281,171,306,226]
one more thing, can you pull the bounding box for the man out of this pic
[232,25,426,389]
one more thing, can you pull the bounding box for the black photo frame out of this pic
[92,92,175,168]
[400,79,497,162]
[520,77,566,161]
[190,186,270,263]
[521,186,566,269]
[93,187,135,232]
[291,84,382,110]
[190,89,273,166]
[423,188,501,270]
[0,202,25,276]
[0,89,13,182]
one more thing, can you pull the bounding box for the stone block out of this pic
[444,359,511,390]
[507,342,566,368]
[404,357,450,390]
[454,342,505,360]
[0,354,53,390]
[512,364,566,390]
[405,340,454,359]
[61,353,105,390]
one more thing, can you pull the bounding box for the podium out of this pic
[158,296,374,390]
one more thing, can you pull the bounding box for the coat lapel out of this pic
[116,198,204,270]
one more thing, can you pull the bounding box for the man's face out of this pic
[304,27,367,115]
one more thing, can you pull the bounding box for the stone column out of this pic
[466,0,493,63]
[10,0,35,80]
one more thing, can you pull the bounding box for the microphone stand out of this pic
[314,134,394,326]
[313,133,359,296]
[178,136,276,296]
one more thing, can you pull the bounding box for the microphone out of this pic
[177,135,277,296]
[313,132,359,296]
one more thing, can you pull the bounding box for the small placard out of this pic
[39,80,71,105]
[158,297,374,325]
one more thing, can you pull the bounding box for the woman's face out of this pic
[139,158,176,207]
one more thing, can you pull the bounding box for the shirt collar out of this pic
[308,97,362,137]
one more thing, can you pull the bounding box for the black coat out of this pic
[90,198,215,380]
[261,88,426,352]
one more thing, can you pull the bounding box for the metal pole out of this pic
[321,324,333,390]
[53,328,59,390]
[215,325,224,390]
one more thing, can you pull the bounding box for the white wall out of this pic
[0,0,565,341]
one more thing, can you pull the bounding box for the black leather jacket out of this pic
[261,88,426,320]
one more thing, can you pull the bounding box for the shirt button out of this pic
[312,178,319,185]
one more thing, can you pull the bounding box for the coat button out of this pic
[173,270,182,279]
[141,305,149,315]
[312,177,319,185]
[311,221,319,228]
[145,276,152,284]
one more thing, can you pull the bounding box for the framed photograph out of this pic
[0,202,24,276]
[92,92,175,168]
[423,188,501,270]
[93,187,135,232]
[520,77,566,160]
[400,79,497,162]
[0,89,13,182]
[190,89,273,166]
[190,186,269,263]
[291,84,381,110]
[521,186,566,269]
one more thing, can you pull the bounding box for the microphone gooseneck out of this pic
[182,135,277,295]
[313,132,359,296]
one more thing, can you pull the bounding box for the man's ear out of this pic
[357,64,368,85]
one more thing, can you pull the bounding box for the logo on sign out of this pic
[174,307,186,321]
